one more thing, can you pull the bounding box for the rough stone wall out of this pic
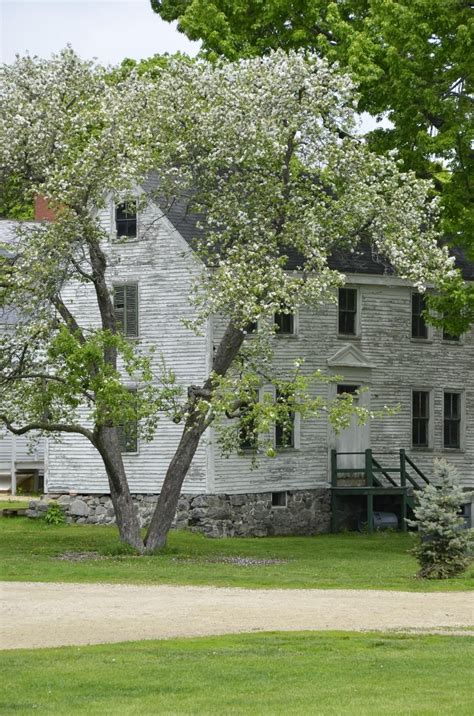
[27,489,331,538]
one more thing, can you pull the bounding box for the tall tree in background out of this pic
[151,1,473,254]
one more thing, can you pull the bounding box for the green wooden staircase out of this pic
[330,449,431,533]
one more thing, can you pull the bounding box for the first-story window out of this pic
[238,399,258,451]
[113,284,138,338]
[412,390,430,447]
[274,310,295,335]
[411,293,428,339]
[275,389,295,448]
[338,288,357,335]
[117,390,138,454]
[444,392,461,449]
[443,327,460,342]
[115,201,137,239]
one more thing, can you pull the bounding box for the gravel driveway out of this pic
[1,582,473,649]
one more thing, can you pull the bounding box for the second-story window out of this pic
[443,327,460,342]
[274,311,294,335]
[338,288,357,335]
[113,284,138,338]
[411,293,428,339]
[115,201,137,239]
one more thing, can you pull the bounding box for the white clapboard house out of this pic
[1,187,473,533]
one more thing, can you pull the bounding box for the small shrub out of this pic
[44,501,66,526]
[408,459,472,579]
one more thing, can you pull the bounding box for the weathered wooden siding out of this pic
[212,278,474,492]
[46,200,210,495]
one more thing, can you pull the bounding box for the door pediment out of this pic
[327,344,375,370]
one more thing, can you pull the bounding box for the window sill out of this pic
[441,448,464,454]
[410,338,433,344]
[274,334,298,339]
[337,334,361,341]
[441,340,463,346]
[410,446,433,452]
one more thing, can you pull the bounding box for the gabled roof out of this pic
[142,180,474,280]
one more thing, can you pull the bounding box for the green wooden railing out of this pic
[330,448,431,533]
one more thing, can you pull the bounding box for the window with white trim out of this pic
[115,201,137,239]
[412,390,430,447]
[274,310,295,335]
[338,288,357,336]
[113,284,138,338]
[411,293,428,339]
[275,389,295,448]
[444,392,461,449]
[117,389,138,454]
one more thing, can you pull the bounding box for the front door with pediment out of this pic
[335,383,371,474]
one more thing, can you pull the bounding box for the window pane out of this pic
[274,312,294,334]
[116,201,137,238]
[412,390,429,447]
[338,288,357,335]
[411,293,427,339]
[444,392,461,448]
[275,390,295,448]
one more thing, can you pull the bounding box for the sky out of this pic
[1,0,386,132]
[1,0,200,65]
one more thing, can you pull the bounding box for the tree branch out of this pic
[0,414,94,442]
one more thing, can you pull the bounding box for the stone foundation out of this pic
[27,489,331,537]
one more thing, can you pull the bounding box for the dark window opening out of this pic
[271,491,287,507]
[338,288,357,335]
[443,328,460,342]
[238,402,258,451]
[412,390,430,447]
[244,321,257,334]
[412,293,428,339]
[274,311,294,335]
[275,390,295,448]
[337,384,359,397]
[113,284,138,337]
[115,201,137,239]
[117,390,138,454]
[444,392,461,449]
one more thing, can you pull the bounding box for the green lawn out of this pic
[2,632,473,714]
[1,519,472,590]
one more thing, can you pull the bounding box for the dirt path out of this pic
[1,582,472,650]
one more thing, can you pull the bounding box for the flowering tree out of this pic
[0,49,457,552]
[408,460,472,579]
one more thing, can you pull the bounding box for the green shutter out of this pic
[113,285,125,333]
[125,285,138,337]
[113,284,138,337]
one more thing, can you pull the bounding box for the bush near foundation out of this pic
[409,460,472,579]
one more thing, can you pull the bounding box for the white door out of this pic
[335,384,370,473]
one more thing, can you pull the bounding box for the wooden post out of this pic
[365,448,373,533]
[330,449,338,532]
[11,436,17,497]
[400,449,407,532]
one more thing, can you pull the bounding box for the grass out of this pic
[1,631,473,714]
[0,500,28,511]
[1,519,472,590]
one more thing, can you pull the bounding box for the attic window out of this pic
[115,201,137,239]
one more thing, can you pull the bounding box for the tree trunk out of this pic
[145,321,245,552]
[144,415,207,551]
[95,426,144,552]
